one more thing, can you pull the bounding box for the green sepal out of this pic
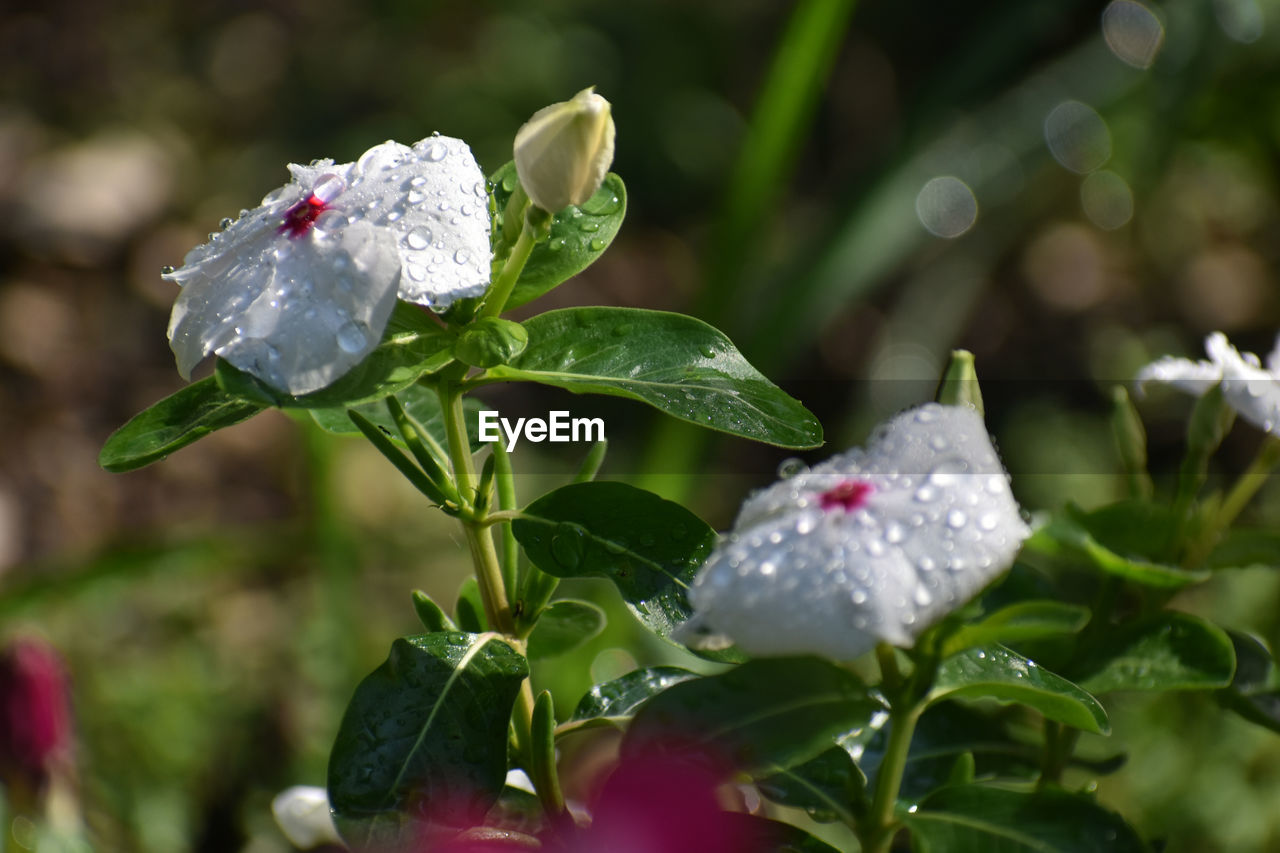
[412,590,457,633]
[455,317,529,369]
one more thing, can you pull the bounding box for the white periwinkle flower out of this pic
[514,87,615,213]
[1136,332,1280,432]
[271,785,341,849]
[165,136,492,395]
[686,403,1030,661]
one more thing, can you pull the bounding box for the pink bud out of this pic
[0,638,72,787]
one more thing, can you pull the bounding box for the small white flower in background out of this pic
[1135,332,1280,432]
[514,87,615,213]
[166,135,491,395]
[685,404,1030,661]
[271,785,342,849]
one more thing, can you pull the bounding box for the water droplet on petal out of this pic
[337,320,368,354]
[777,458,808,479]
[312,173,347,203]
[425,142,447,162]
[405,226,432,249]
[454,249,470,264]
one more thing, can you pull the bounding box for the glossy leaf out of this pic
[489,161,626,310]
[622,657,882,774]
[567,666,699,733]
[756,744,866,825]
[1206,528,1280,570]
[99,377,264,472]
[1074,500,1178,564]
[484,307,823,449]
[941,601,1090,657]
[1074,612,1236,694]
[512,481,741,660]
[215,301,454,409]
[1022,516,1208,588]
[722,814,843,853]
[929,645,1109,734]
[526,599,606,660]
[905,785,1147,852]
[1217,631,1280,734]
[327,633,529,846]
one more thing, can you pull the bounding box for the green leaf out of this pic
[567,666,699,732]
[1205,527,1280,570]
[1217,631,1280,735]
[411,590,456,633]
[528,691,563,820]
[484,307,823,449]
[1021,516,1208,588]
[722,814,843,853]
[511,481,741,661]
[905,785,1148,852]
[1074,612,1236,694]
[215,301,455,409]
[490,161,626,310]
[941,601,1091,658]
[756,745,866,825]
[1073,500,1179,564]
[454,578,487,633]
[327,633,529,846]
[929,646,1109,735]
[622,657,883,775]
[309,384,482,452]
[526,599,606,660]
[99,377,265,472]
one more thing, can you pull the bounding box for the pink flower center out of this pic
[278,193,329,239]
[819,479,874,512]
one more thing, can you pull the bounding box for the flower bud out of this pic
[514,87,615,213]
[0,638,72,792]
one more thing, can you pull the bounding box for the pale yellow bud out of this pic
[514,87,616,213]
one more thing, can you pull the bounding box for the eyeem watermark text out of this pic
[477,410,605,450]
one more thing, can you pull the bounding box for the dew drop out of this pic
[161,264,176,275]
[777,458,808,479]
[312,173,347,203]
[407,263,427,282]
[337,321,368,354]
[914,485,939,503]
[589,238,606,251]
[314,209,347,232]
[547,238,566,252]
[884,522,906,544]
[425,142,447,162]
[579,221,600,233]
[406,226,432,250]
[454,249,471,264]
[220,217,233,229]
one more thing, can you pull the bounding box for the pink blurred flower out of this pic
[0,637,72,790]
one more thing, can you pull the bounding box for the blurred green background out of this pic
[3,0,1280,849]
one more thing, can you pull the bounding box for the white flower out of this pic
[166,136,491,395]
[271,785,341,849]
[1135,332,1280,432]
[685,404,1030,660]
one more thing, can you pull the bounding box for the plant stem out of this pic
[479,209,539,319]
[437,380,543,801]
[1184,435,1280,568]
[862,700,923,853]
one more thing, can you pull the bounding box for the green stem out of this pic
[436,380,545,804]
[479,208,539,319]
[1184,435,1280,568]
[862,701,923,853]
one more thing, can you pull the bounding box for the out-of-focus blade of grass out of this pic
[638,0,858,498]
[745,39,1141,370]
[697,0,859,318]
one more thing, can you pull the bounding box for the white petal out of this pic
[341,136,491,311]
[1134,355,1222,397]
[167,217,401,395]
[688,404,1029,659]
[271,786,341,849]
